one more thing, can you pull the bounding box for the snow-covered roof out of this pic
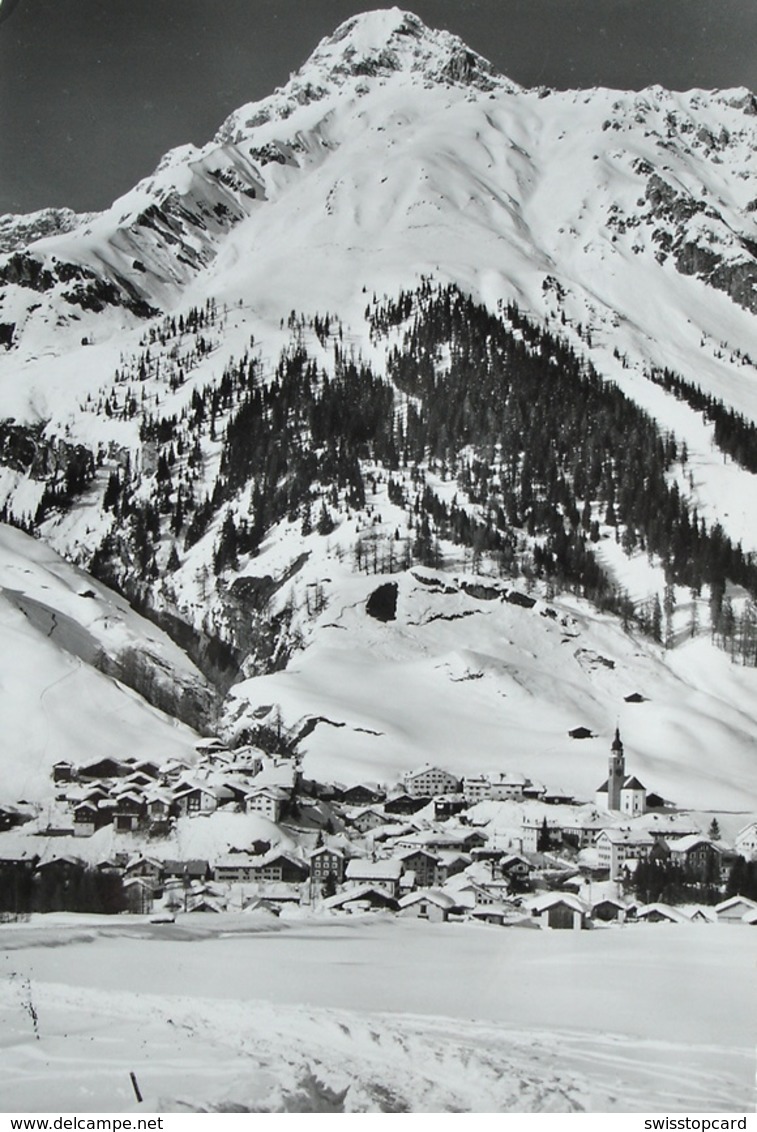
[323,884,398,909]
[245,784,289,800]
[114,790,145,805]
[346,858,403,880]
[188,897,225,913]
[523,892,588,914]
[668,835,718,854]
[596,828,655,846]
[349,805,388,818]
[173,782,218,798]
[309,845,345,859]
[214,854,259,869]
[257,849,308,870]
[622,776,646,791]
[254,762,296,788]
[122,876,152,890]
[714,895,757,914]
[404,765,457,781]
[435,849,471,865]
[590,896,627,911]
[636,903,690,923]
[125,854,162,870]
[397,846,438,862]
[500,854,531,869]
[37,854,84,868]
[687,906,717,923]
[144,789,172,804]
[399,889,457,910]
[492,773,528,786]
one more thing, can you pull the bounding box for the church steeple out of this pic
[607,727,625,810]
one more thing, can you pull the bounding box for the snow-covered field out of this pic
[0,915,753,1112]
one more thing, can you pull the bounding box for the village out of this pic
[1,727,756,931]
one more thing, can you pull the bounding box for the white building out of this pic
[619,776,647,817]
[172,783,219,817]
[213,855,260,883]
[403,765,460,798]
[345,858,404,896]
[244,786,286,822]
[489,774,527,802]
[595,828,656,878]
[520,819,559,853]
[523,892,588,931]
[462,776,491,804]
[735,820,757,860]
[714,895,757,922]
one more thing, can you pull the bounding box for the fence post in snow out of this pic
[130,1071,143,1104]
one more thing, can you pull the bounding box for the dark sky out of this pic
[1,0,755,215]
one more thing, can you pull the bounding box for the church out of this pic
[595,729,647,815]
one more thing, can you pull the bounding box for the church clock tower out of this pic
[607,727,625,811]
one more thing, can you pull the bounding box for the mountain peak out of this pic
[322,7,425,50]
[215,8,516,146]
[305,7,512,92]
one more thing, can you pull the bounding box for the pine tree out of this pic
[537,817,551,852]
[651,594,663,643]
[317,503,335,535]
[322,871,338,898]
[663,581,676,649]
[214,512,239,574]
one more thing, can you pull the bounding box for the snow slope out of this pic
[224,554,757,809]
[0,526,206,803]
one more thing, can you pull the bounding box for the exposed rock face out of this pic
[0,250,157,316]
[0,421,95,500]
[0,207,88,254]
[643,175,757,314]
[460,580,501,601]
[675,242,757,313]
[437,46,497,91]
[366,581,398,621]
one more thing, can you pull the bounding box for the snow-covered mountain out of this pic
[0,8,756,810]
[1,9,755,364]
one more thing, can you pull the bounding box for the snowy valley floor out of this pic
[0,915,753,1113]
